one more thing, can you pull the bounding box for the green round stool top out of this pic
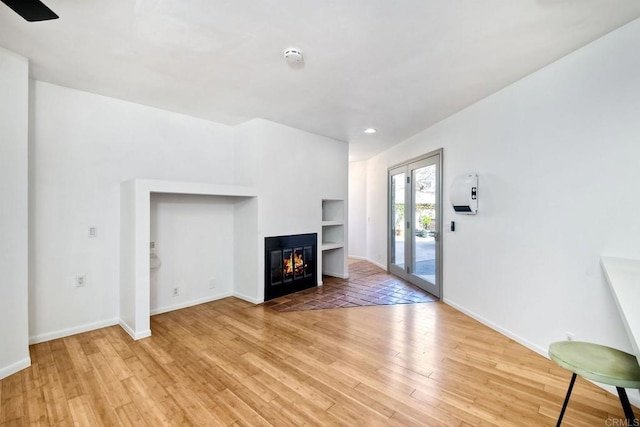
[549,341,640,389]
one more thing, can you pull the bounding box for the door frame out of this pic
[387,148,443,299]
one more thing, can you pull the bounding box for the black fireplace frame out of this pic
[264,233,317,301]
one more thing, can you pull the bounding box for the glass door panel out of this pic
[412,164,437,285]
[389,170,406,273]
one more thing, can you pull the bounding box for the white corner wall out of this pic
[0,47,30,379]
[361,18,640,357]
[233,197,259,303]
[348,161,367,259]
[234,118,349,295]
[30,82,235,343]
[234,118,349,235]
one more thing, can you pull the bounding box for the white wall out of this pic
[29,81,235,343]
[234,119,349,297]
[150,193,235,314]
[28,83,348,343]
[235,118,348,235]
[119,180,137,336]
[0,47,30,379]
[233,197,259,302]
[360,18,640,356]
[348,161,367,259]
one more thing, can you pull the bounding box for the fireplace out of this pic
[265,233,317,301]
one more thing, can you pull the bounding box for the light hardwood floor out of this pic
[0,297,632,426]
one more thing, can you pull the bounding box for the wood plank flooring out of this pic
[1,297,633,426]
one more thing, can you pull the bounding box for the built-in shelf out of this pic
[321,199,347,279]
[322,242,344,251]
[322,199,344,222]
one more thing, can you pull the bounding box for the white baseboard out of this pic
[0,357,31,380]
[29,318,119,344]
[443,298,640,408]
[150,292,233,316]
[233,291,263,305]
[323,271,349,279]
[366,258,387,270]
[119,320,151,341]
[443,298,547,356]
[348,255,367,260]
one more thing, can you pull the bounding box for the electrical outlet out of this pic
[173,287,179,297]
[209,279,215,289]
[566,331,575,341]
[88,227,97,238]
[76,275,86,287]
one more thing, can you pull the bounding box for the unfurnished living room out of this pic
[2,1,640,426]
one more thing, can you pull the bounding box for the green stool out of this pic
[549,341,640,426]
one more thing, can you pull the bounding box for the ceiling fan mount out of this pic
[1,0,58,22]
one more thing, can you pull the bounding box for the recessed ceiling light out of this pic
[364,128,377,134]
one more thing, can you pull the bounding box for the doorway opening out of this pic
[388,149,443,298]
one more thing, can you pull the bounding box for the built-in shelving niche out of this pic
[321,199,348,279]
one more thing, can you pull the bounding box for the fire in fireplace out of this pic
[265,233,317,301]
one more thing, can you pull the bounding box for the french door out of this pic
[388,150,442,298]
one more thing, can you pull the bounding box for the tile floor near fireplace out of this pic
[265,259,436,312]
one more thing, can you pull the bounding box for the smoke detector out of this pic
[284,48,303,64]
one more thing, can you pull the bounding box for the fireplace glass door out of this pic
[265,234,317,300]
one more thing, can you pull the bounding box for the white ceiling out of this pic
[2,1,640,161]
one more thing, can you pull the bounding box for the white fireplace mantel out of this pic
[119,179,258,340]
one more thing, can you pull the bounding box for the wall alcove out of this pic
[119,179,258,340]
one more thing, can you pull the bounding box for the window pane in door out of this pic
[412,165,436,284]
[391,173,405,268]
